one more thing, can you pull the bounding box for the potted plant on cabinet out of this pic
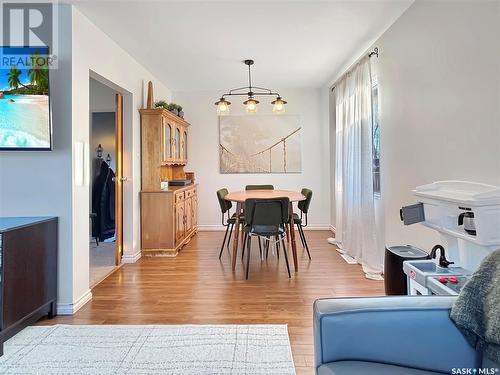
[154,100,168,110]
[167,103,179,116]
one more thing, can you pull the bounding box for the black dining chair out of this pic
[293,188,313,260]
[245,185,274,190]
[216,188,244,259]
[242,197,291,280]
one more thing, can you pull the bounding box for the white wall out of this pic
[173,89,331,229]
[0,5,74,307]
[379,0,500,252]
[330,0,500,255]
[2,5,173,313]
[70,6,172,310]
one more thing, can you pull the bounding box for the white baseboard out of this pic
[302,225,332,231]
[329,225,336,234]
[197,225,226,231]
[122,250,142,263]
[57,289,92,315]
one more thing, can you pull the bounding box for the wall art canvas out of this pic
[0,46,51,150]
[219,115,301,174]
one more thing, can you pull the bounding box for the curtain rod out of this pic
[331,47,379,92]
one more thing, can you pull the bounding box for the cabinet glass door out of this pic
[175,127,180,160]
[163,121,172,161]
[182,131,188,161]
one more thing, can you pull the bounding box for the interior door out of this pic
[115,93,123,265]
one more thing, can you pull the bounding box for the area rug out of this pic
[0,324,295,374]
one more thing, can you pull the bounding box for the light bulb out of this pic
[271,97,287,114]
[244,98,259,113]
[217,102,229,115]
[273,102,284,113]
[215,97,231,115]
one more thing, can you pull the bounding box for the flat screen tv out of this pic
[0,46,52,150]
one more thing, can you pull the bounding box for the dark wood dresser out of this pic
[0,217,58,355]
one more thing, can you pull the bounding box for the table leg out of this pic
[232,202,242,271]
[288,203,298,272]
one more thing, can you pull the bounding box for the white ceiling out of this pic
[71,0,413,91]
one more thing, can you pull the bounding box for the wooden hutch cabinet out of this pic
[140,108,197,257]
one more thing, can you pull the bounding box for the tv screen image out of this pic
[0,46,51,150]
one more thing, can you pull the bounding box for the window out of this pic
[372,76,381,197]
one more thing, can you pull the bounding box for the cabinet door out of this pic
[185,197,192,232]
[182,129,188,163]
[162,119,173,162]
[191,193,198,228]
[174,126,181,161]
[175,201,185,244]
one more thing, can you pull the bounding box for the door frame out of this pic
[89,71,133,278]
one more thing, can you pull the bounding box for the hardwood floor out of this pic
[44,230,384,374]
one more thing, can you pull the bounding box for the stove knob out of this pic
[438,277,448,284]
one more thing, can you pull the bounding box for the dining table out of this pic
[224,189,306,272]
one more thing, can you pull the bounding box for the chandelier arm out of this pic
[251,86,273,94]
[224,92,254,96]
[223,92,281,97]
[227,86,250,95]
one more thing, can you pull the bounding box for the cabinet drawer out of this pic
[174,191,185,203]
[185,188,196,198]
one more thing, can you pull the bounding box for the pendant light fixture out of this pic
[215,59,287,115]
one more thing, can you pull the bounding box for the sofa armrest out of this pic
[313,296,480,373]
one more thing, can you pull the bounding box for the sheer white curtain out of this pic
[333,56,382,279]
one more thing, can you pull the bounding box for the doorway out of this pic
[89,78,123,287]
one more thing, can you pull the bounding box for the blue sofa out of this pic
[313,296,485,374]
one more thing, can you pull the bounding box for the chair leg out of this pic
[246,236,252,280]
[276,235,280,259]
[300,226,311,260]
[281,238,291,278]
[219,225,230,259]
[242,232,248,260]
[227,223,234,249]
[297,223,306,248]
[258,237,263,260]
[265,236,269,259]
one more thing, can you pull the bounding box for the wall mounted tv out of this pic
[0,46,52,150]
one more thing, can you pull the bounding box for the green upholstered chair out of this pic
[293,188,312,259]
[245,185,274,190]
[242,197,291,280]
[216,188,244,259]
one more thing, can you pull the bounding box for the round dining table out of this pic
[224,190,306,272]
